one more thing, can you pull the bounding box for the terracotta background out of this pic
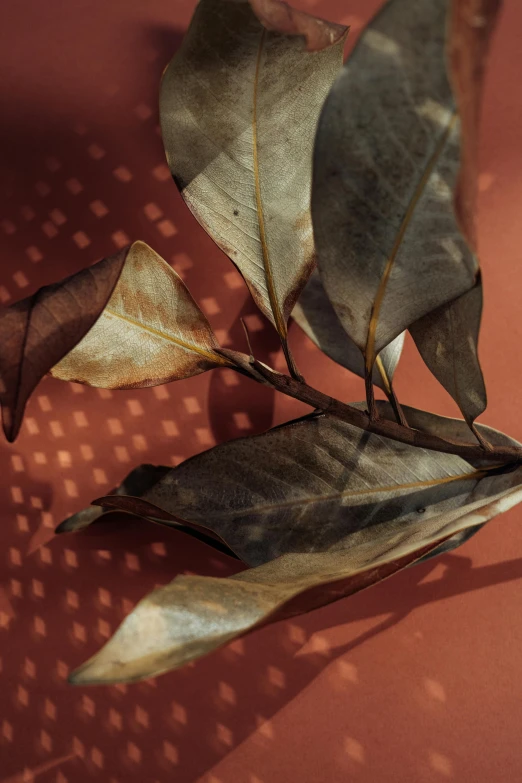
[1,0,522,781]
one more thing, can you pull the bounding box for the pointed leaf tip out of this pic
[160,0,345,340]
[0,246,129,443]
[248,0,348,52]
[50,241,226,389]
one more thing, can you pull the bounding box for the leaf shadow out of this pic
[207,299,279,444]
[46,519,522,782]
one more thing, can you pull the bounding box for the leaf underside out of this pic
[160,0,347,340]
[51,241,226,389]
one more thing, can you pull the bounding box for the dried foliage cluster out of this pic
[0,0,517,685]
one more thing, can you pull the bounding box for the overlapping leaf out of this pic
[69,541,449,684]
[410,280,487,429]
[0,246,128,442]
[57,464,171,534]
[70,405,522,683]
[57,462,238,558]
[90,408,521,569]
[312,0,500,382]
[293,270,405,392]
[51,241,228,388]
[160,0,347,369]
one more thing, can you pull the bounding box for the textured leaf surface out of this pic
[51,241,227,388]
[293,270,405,391]
[72,466,522,684]
[160,0,347,343]
[312,0,500,367]
[69,541,448,684]
[410,280,487,426]
[95,409,522,568]
[0,247,128,442]
[56,464,171,534]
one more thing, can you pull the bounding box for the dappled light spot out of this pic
[344,736,365,763]
[429,751,454,777]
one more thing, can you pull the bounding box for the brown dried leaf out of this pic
[72,455,522,685]
[312,0,501,371]
[248,0,347,51]
[0,247,128,442]
[160,0,347,362]
[50,241,228,388]
[56,464,171,534]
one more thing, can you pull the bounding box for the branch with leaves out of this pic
[0,0,513,685]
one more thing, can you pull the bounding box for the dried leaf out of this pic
[160,0,347,360]
[51,241,228,388]
[449,0,503,248]
[410,278,487,427]
[94,409,522,569]
[0,247,128,442]
[312,0,500,372]
[69,541,447,684]
[71,459,522,684]
[57,462,239,559]
[293,270,405,392]
[56,464,171,534]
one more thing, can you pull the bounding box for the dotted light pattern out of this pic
[2,0,522,782]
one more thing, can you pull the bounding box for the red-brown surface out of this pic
[1,1,521,781]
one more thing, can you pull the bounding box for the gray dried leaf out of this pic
[312,0,500,373]
[94,409,522,568]
[410,279,487,428]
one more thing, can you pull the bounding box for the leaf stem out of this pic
[364,366,377,420]
[281,336,304,382]
[221,350,522,464]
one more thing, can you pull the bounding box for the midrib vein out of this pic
[253,29,286,337]
[375,354,392,395]
[206,466,488,520]
[365,111,459,371]
[104,308,227,365]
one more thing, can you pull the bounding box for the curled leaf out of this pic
[51,241,228,388]
[293,270,405,392]
[56,464,171,534]
[69,541,446,685]
[248,0,347,51]
[160,0,347,367]
[0,247,128,442]
[94,409,522,568]
[71,461,522,685]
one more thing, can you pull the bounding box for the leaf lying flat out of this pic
[312,0,499,369]
[94,408,522,569]
[71,469,522,684]
[51,241,228,388]
[293,270,405,392]
[0,247,128,442]
[160,0,347,353]
[410,280,487,428]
